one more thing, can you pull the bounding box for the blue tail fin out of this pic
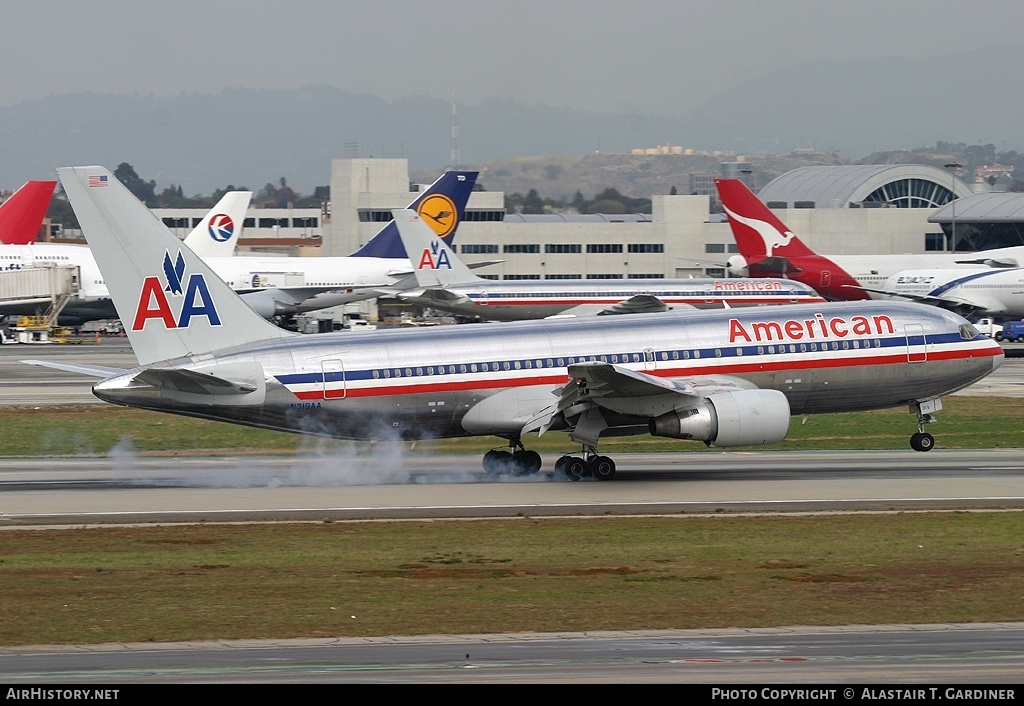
[349,170,478,258]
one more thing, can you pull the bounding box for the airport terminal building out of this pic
[154,158,1024,317]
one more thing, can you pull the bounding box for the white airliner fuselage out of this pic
[0,243,408,322]
[851,267,1024,317]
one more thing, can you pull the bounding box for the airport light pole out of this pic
[944,162,962,251]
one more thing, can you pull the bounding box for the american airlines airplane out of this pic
[1,171,477,324]
[0,180,57,245]
[392,208,825,319]
[716,178,1024,301]
[28,166,1003,481]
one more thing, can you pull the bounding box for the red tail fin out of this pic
[0,180,57,244]
[715,179,816,262]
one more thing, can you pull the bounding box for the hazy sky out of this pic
[1,0,1021,116]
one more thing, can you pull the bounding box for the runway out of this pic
[2,449,1024,526]
[2,624,1023,684]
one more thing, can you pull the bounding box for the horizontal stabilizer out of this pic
[21,359,127,378]
[133,367,258,396]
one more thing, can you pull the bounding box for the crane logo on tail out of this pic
[132,250,221,330]
[723,205,795,257]
[416,194,458,240]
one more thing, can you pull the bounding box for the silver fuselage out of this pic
[93,301,1002,442]
[405,278,823,321]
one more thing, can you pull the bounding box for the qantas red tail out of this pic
[715,178,817,262]
[0,180,57,244]
[714,178,868,301]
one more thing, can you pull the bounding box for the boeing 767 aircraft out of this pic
[26,168,1002,481]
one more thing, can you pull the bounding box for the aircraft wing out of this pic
[748,255,802,276]
[545,296,697,319]
[842,285,994,316]
[954,257,1019,268]
[521,361,761,446]
[396,287,474,306]
[21,360,127,378]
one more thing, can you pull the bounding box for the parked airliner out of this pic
[0,180,57,245]
[26,166,1002,481]
[1,171,477,324]
[851,267,1024,317]
[716,178,1024,301]
[392,209,825,320]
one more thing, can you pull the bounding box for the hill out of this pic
[1,44,1021,195]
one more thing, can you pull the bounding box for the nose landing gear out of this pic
[910,397,941,452]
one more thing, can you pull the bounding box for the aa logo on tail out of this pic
[132,250,222,330]
[417,239,453,271]
[416,194,458,240]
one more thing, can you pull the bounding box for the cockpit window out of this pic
[960,323,981,339]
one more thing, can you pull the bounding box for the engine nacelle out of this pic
[238,290,279,320]
[649,389,790,447]
[726,254,750,278]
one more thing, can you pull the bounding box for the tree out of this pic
[113,162,157,206]
[521,188,545,214]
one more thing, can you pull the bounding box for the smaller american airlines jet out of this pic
[716,178,1024,301]
[391,208,825,320]
[0,181,57,244]
[24,165,1003,482]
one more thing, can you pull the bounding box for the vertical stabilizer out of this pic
[715,179,817,262]
[350,171,478,258]
[57,166,292,366]
[0,180,57,244]
[182,191,253,257]
[392,208,480,287]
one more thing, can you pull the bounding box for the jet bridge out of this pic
[0,264,80,336]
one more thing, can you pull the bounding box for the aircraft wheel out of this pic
[910,432,935,452]
[554,455,572,478]
[590,455,616,481]
[513,450,542,475]
[483,449,513,474]
[565,457,588,481]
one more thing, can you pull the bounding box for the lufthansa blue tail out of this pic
[349,171,478,259]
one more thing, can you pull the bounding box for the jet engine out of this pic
[725,254,750,278]
[648,389,790,446]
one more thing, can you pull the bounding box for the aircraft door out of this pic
[643,347,656,371]
[819,270,832,289]
[322,359,346,399]
[905,324,927,363]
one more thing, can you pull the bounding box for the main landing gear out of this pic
[553,447,616,481]
[482,436,542,476]
[480,438,618,480]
